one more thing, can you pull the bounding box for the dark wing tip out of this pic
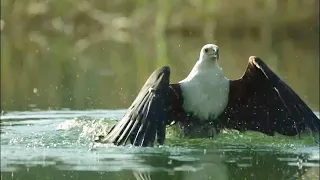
[249,56,258,62]
[156,66,170,74]
[249,56,259,61]
[238,56,266,80]
[249,56,265,67]
[149,66,171,83]
[161,66,170,73]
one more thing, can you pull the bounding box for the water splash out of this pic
[0,110,319,180]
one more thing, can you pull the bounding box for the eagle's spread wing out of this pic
[219,56,319,137]
[101,66,181,146]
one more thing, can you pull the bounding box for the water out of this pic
[1,110,319,180]
[1,2,319,179]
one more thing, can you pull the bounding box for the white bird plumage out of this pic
[179,44,230,121]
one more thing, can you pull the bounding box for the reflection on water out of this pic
[1,110,319,180]
[1,146,319,180]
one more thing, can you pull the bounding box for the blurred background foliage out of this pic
[1,0,319,111]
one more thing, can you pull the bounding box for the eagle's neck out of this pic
[179,60,230,121]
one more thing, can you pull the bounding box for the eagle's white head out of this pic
[199,44,219,62]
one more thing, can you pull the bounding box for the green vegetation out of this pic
[1,0,319,111]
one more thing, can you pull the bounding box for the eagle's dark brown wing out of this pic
[100,66,183,147]
[219,56,319,137]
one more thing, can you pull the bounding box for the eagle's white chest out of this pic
[179,62,230,121]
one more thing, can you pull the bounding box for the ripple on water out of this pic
[0,110,319,180]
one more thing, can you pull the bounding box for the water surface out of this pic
[1,110,319,180]
[1,1,319,179]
